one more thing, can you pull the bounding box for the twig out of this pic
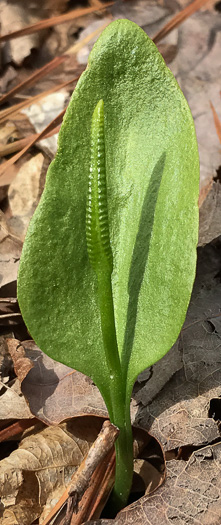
[41,420,119,525]
[70,449,115,524]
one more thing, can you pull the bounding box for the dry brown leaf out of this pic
[199,180,221,245]
[86,442,221,525]
[0,122,18,144]
[112,0,170,30]
[8,339,107,425]
[133,458,163,495]
[45,0,70,13]
[0,418,39,444]
[166,8,221,189]
[7,339,33,383]
[22,93,68,157]
[0,1,42,65]
[7,153,45,240]
[134,240,221,452]
[41,421,118,525]
[0,125,60,158]
[0,378,32,420]
[0,417,104,525]
[0,211,23,288]
[0,66,17,95]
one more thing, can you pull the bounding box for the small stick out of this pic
[68,420,118,505]
[71,449,116,524]
[41,420,119,525]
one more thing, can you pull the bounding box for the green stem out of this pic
[97,269,133,514]
[108,392,133,514]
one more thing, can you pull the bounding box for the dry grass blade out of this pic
[0,108,66,179]
[0,2,114,42]
[210,101,221,144]
[0,125,60,157]
[0,56,67,106]
[153,0,212,44]
[0,76,78,124]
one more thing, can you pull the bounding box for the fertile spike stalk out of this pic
[86,99,133,512]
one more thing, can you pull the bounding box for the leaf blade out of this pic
[17,20,199,397]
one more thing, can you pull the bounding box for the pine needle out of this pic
[153,0,213,43]
[210,101,221,144]
[0,77,78,124]
[0,109,66,179]
[0,56,67,106]
[0,2,113,42]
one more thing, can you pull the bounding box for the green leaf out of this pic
[17,20,199,402]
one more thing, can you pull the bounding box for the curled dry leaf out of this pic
[0,416,104,525]
[7,339,33,382]
[8,339,107,424]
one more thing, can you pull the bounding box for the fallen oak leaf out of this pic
[0,377,33,421]
[6,338,165,522]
